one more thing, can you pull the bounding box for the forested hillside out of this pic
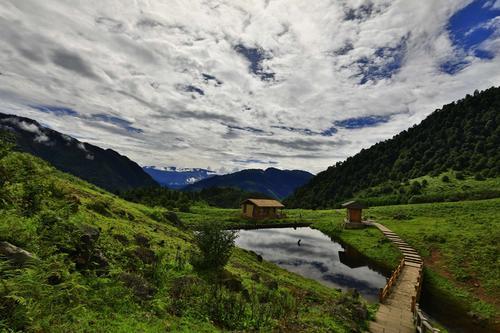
[286,87,500,208]
[0,113,158,191]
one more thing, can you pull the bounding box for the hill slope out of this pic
[183,167,314,199]
[143,166,216,189]
[0,141,371,332]
[0,113,157,191]
[286,87,500,208]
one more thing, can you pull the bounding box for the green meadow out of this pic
[0,151,373,332]
[180,197,500,328]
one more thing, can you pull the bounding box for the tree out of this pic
[192,222,237,271]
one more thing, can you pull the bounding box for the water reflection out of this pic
[235,227,388,302]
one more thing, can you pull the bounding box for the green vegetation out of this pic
[191,222,237,271]
[354,171,500,206]
[174,200,500,328]
[0,141,372,332]
[315,199,500,326]
[119,186,271,210]
[286,87,500,208]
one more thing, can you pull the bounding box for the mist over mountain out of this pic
[143,166,217,189]
[0,113,158,191]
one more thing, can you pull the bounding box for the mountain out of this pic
[0,113,158,191]
[143,166,216,189]
[183,167,314,199]
[285,87,500,209]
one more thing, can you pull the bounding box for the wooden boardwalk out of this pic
[369,223,425,333]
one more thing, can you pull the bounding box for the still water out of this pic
[235,227,389,302]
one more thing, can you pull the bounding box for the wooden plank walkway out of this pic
[369,223,424,333]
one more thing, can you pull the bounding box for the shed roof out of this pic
[341,201,367,209]
[242,199,285,208]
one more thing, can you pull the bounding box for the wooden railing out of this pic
[414,306,440,333]
[378,258,405,302]
[412,267,440,333]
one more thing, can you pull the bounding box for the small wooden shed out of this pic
[342,201,367,223]
[241,199,284,219]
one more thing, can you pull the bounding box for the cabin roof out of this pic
[341,200,367,209]
[242,198,285,208]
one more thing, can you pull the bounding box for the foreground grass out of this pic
[0,151,370,332]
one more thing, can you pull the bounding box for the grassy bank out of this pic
[0,151,372,332]
[314,199,500,329]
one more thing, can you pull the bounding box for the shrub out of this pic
[474,173,485,181]
[191,222,236,271]
[455,171,465,180]
[441,175,450,182]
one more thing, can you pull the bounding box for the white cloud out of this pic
[0,0,499,173]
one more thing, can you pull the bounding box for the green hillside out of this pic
[286,87,500,208]
[353,171,500,206]
[0,142,371,332]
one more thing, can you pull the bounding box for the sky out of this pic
[0,0,499,174]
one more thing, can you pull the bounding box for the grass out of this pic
[0,151,371,332]
[355,171,500,206]
[316,199,500,328]
[177,197,500,328]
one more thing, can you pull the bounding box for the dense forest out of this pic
[118,186,270,210]
[286,87,500,208]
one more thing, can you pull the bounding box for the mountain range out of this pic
[0,113,158,191]
[143,166,216,189]
[183,167,314,200]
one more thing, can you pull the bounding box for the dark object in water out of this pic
[297,239,301,246]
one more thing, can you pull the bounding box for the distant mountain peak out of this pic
[183,168,314,200]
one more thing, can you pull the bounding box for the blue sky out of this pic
[0,0,499,173]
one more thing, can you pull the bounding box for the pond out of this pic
[235,227,389,302]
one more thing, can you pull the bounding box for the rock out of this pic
[0,241,36,266]
[80,225,100,247]
[133,247,157,264]
[119,272,156,300]
[134,234,150,247]
[256,254,263,262]
[223,277,244,292]
[72,225,108,273]
[164,211,184,228]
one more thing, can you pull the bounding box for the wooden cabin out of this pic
[241,199,284,219]
[342,201,367,228]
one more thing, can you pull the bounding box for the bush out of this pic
[455,171,465,180]
[191,222,236,271]
[441,175,450,182]
[474,173,485,181]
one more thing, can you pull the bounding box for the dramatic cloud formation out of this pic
[0,0,499,173]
